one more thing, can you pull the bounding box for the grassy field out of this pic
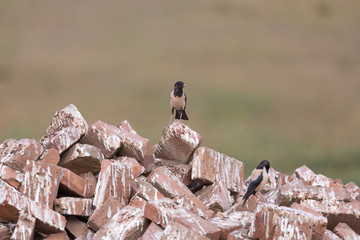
[1,0,360,184]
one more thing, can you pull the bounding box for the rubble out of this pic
[0,103,359,239]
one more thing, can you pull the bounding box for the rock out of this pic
[139,222,163,240]
[0,138,43,170]
[132,177,166,202]
[333,222,360,240]
[129,196,147,210]
[116,125,155,172]
[79,172,97,198]
[21,161,63,209]
[54,197,93,216]
[0,179,66,234]
[79,120,122,159]
[65,216,92,238]
[300,199,360,235]
[195,181,234,213]
[10,210,36,240]
[0,223,10,240]
[209,211,253,240]
[0,164,23,190]
[144,198,221,240]
[227,193,265,214]
[191,147,244,193]
[92,205,148,240]
[43,232,70,240]
[249,203,327,240]
[118,120,138,135]
[38,148,60,165]
[116,156,145,179]
[345,182,360,200]
[147,166,213,219]
[59,143,103,175]
[161,221,210,240]
[227,229,251,240]
[93,159,132,208]
[154,121,202,164]
[40,104,88,154]
[87,197,123,232]
[59,168,94,198]
[294,165,343,188]
[322,229,342,240]
[153,158,192,185]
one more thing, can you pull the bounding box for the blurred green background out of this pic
[1,0,360,185]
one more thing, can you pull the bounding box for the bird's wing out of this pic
[248,172,263,193]
[184,92,187,110]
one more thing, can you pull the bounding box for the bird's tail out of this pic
[242,195,249,208]
[175,110,189,120]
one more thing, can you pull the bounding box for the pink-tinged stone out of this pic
[59,168,93,198]
[345,182,360,200]
[92,205,147,240]
[210,211,253,239]
[79,120,122,159]
[161,221,210,240]
[154,121,202,164]
[87,197,123,232]
[227,229,251,240]
[117,156,146,179]
[65,216,92,238]
[322,229,342,240]
[249,203,327,240]
[132,177,166,202]
[277,183,352,206]
[74,231,95,240]
[144,198,221,240]
[43,232,70,240]
[93,160,131,208]
[0,138,43,170]
[21,161,63,209]
[54,197,93,216]
[139,222,163,240]
[10,210,36,240]
[294,165,343,188]
[333,222,360,240]
[290,202,328,240]
[227,193,265,214]
[147,167,213,219]
[154,158,192,185]
[0,223,10,240]
[300,199,360,235]
[40,104,88,154]
[0,179,66,234]
[79,172,97,198]
[277,172,295,187]
[59,143,103,175]
[191,147,244,193]
[195,181,234,212]
[0,164,23,190]
[129,196,147,211]
[118,120,138,134]
[116,127,155,172]
[38,148,60,165]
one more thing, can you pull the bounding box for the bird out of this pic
[168,81,188,125]
[242,160,270,208]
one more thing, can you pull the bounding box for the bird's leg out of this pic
[179,111,183,122]
[168,113,173,126]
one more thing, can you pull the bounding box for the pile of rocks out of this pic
[0,104,359,240]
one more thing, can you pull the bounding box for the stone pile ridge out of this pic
[0,104,359,240]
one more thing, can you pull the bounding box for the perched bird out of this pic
[242,160,270,207]
[168,81,188,125]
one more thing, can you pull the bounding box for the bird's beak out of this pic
[183,84,187,87]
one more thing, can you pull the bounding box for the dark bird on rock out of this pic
[242,160,270,208]
[168,81,188,125]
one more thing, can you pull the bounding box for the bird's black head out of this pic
[174,81,186,90]
[257,160,270,173]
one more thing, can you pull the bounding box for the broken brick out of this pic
[322,229,342,240]
[153,158,192,185]
[0,164,23,190]
[129,196,147,210]
[43,232,70,240]
[195,181,234,212]
[294,165,343,188]
[87,197,123,232]
[144,198,221,240]
[139,222,163,240]
[93,159,131,208]
[0,179,66,234]
[0,138,43,170]
[116,156,145,179]
[227,229,251,240]
[161,221,210,240]
[79,120,122,158]
[92,205,147,240]
[79,172,97,198]
[11,210,36,240]
[59,168,94,198]
[191,147,244,193]
[54,197,93,216]
[21,161,63,209]
[40,104,88,154]
[333,222,360,239]
[345,182,360,201]
[38,148,60,165]
[0,223,10,240]
[65,216,91,238]
[59,143,103,175]
[132,176,166,202]
[147,167,213,219]
[154,121,202,164]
